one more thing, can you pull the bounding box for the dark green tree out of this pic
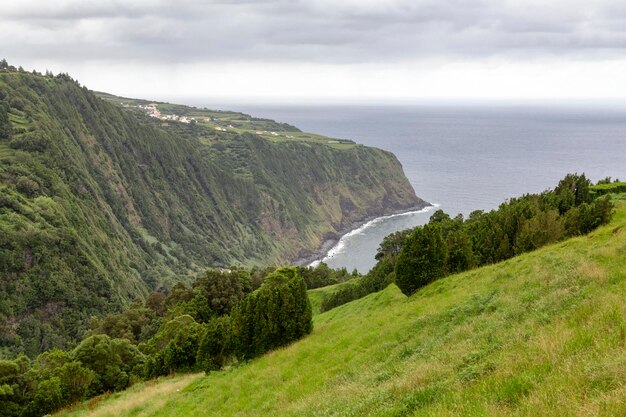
[554,173,592,213]
[197,316,232,372]
[447,229,474,273]
[375,229,411,260]
[194,269,244,316]
[395,224,447,296]
[231,267,312,360]
[57,361,95,403]
[0,103,11,139]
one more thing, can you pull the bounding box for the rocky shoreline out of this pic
[292,201,432,268]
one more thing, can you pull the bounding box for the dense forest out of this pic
[0,265,317,417]
[320,174,615,310]
[0,61,423,357]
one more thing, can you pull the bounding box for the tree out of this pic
[72,335,143,393]
[197,316,232,372]
[291,271,313,338]
[57,361,95,402]
[9,98,24,111]
[554,173,592,213]
[143,315,201,376]
[194,269,244,316]
[28,377,64,416]
[375,229,411,260]
[447,229,474,273]
[395,224,447,296]
[89,307,153,343]
[514,210,564,253]
[145,292,167,316]
[429,209,451,224]
[0,103,11,139]
[231,267,312,360]
[172,291,214,324]
[34,349,70,377]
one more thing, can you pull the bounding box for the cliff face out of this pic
[208,134,426,263]
[0,69,423,355]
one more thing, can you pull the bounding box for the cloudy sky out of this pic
[2,0,626,102]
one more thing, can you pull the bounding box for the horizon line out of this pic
[130,94,626,108]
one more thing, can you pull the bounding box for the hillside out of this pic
[0,68,424,356]
[58,196,626,416]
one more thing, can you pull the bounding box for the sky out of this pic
[2,0,626,102]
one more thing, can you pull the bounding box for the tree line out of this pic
[321,173,615,308]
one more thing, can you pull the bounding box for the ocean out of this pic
[195,101,626,273]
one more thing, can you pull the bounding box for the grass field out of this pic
[58,199,626,417]
[56,374,202,417]
[95,93,358,150]
[307,278,361,315]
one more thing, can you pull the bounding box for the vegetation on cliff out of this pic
[0,63,421,357]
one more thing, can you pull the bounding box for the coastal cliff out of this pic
[0,69,423,355]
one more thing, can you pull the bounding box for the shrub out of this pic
[0,103,11,139]
[9,98,24,111]
[9,134,49,152]
[15,176,39,196]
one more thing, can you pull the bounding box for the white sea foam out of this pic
[309,203,439,268]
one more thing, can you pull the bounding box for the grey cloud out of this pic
[2,0,626,66]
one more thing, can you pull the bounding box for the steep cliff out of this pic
[0,68,424,355]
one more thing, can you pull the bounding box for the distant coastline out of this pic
[295,202,435,269]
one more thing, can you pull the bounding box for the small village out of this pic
[123,102,196,124]
[113,99,354,149]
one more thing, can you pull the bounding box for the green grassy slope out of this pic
[307,279,357,315]
[58,198,626,417]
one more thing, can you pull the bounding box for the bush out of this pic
[590,182,626,197]
[15,176,39,196]
[9,133,49,152]
[320,259,394,313]
[297,262,355,289]
[9,98,24,111]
